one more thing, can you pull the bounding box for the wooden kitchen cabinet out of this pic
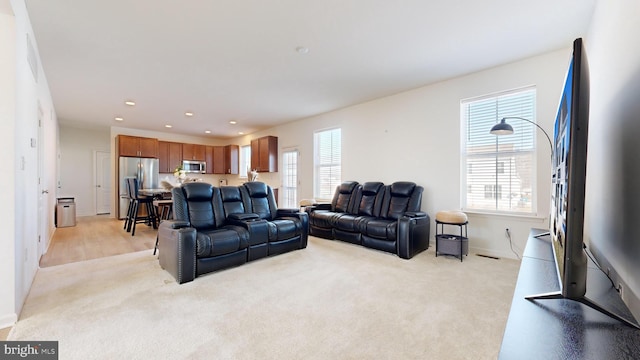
[182,143,206,161]
[205,146,213,174]
[224,145,239,174]
[251,136,278,172]
[205,146,224,174]
[205,146,233,174]
[159,141,183,173]
[213,146,225,174]
[117,135,158,158]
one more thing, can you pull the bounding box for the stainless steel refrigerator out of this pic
[118,157,159,219]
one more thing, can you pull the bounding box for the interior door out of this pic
[37,102,47,258]
[95,150,111,214]
[281,149,299,208]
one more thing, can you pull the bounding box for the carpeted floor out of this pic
[9,237,520,359]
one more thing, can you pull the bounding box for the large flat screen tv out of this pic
[527,38,639,328]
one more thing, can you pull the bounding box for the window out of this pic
[239,145,251,178]
[461,87,536,213]
[314,128,341,200]
[484,185,502,199]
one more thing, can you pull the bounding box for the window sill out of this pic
[461,209,547,221]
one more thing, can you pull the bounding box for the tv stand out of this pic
[499,229,640,359]
[532,231,549,238]
[526,291,640,329]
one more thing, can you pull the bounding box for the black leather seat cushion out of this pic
[358,182,384,216]
[384,182,416,220]
[267,219,301,241]
[182,184,218,229]
[334,214,358,232]
[360,218,397,241]
[333,181,358,212]
[220,186,248,216]
[243,182,274,218]
[310,211,340,228]
[243,181,304,241]
[334,182,384,232]
[196,226,249,258]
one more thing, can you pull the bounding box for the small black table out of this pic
[435,219,468,261]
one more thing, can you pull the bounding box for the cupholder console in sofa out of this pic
[157,181,308,284]
[306,181,430,259]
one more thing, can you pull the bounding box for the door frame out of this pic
[37,101,46,258]
[281,147,299,208]
[94,150,111,215]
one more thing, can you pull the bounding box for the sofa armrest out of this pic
[276,209,308,221]
[403,211,427,218]
[277,208,303,215]
[228,213,260,221]
[397,214,431,259]
[167,220,191,229]
[226,217,269,246]
[308,203,332,211]
[158,220,197,284]
[275,210,309,249]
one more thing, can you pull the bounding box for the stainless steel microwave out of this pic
[182,160,206,174]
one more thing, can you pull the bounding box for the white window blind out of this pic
[314,128,341,200]
[461,87,537,214]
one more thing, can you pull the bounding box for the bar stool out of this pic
[126,178,157,236]
[123,180,135,231]
[435,210,469,262]
[153,199,173,221]
[152,199,172,255]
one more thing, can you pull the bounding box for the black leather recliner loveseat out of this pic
[157,181,308,284]
[306,181,430,259]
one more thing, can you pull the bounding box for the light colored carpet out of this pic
[9,237,520,359]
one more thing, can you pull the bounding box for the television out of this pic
[527,38,639,328]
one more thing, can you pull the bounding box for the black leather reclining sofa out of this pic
[158,181,308,284]
[306,181,429,259]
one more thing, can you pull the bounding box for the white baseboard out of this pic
[470,245,521,261]
[0,313,17,330]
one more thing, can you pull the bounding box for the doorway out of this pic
[281,149,299,208]
[95,151,111,214]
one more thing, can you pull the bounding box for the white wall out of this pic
[0,3,17,328]
[1,0,58,329]
[59,126,110,216]
[584,0,640,319]
[231,49,571,259]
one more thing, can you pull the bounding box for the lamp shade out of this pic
[489,119,514,135]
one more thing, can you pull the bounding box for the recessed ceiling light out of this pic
[124,100,136,106]
[114,117,124,121]
[238,132,244,135]
[165,124,172,128]
[295,46,309,54]
[185,112,194,117]
[205,130,211,134]
[229,120,237,125]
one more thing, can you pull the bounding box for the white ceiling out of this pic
[25,0,595,138]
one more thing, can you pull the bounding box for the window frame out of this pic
[313,127,341,201]
[239,144,251,178]
[460,86,538,215]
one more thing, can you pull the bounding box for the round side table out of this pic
[435,211,468,262]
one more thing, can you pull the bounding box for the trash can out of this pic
[56,197,76,227]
